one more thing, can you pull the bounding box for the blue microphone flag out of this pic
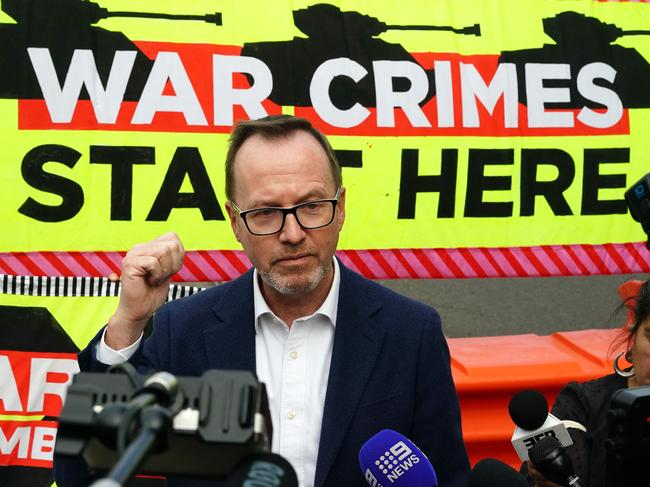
[358,429,437,486]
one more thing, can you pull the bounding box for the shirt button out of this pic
[290,351,299,360]
[287,410,296,420]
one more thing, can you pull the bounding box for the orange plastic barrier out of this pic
[448,328,625,469]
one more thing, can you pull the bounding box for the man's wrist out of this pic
[97,326,143,364]
[105,312,149,349]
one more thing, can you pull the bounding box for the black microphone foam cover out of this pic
[468,458,528,487]
[224,452,298,487]
[508,389,548,430]
[528,435,562,465]
[528,435,575,486]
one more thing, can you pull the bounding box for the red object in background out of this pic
[450,279,640,469]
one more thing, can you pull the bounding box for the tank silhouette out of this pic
[241,3,481,108]
[0,0,221,100]
[499,11,650,108]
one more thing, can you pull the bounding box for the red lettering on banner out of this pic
[0,420,58,468]
[17,43,629,136]
[0,351,79,416]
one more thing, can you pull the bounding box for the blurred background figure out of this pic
[523,280,650,487]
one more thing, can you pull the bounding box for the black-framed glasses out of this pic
[230,188,341,236]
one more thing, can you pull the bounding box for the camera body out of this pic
[606,385,650,486]
[55,368,272,479]
[625,173,650,247]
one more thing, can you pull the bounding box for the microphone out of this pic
[129,371,179,410]
[223,453,298,486]
[468,458,528,487]
[528,436,583,487]
[358,429,437,486]
[106,371,179,452]
[508,389,573,461]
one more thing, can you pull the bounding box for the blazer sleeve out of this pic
[76,316,159,374]
[409,310,470,487]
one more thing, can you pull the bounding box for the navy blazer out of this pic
[58,261,469,487]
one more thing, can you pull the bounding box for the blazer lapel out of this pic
[203,269,257,373]
[314,264,385,487]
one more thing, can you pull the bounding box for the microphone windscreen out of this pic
[223,453,298,487]
[528,435,562,465]
[468,458,528,487]
[528,435,575,486]
[358,429,437,486]
[508,389,548,430]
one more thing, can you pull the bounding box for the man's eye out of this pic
[302,202,324,212]
[251,209,277,218]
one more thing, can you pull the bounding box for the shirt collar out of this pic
[253,257,340,332]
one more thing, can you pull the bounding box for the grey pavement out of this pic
[379,273,648,338]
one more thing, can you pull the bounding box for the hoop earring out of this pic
[614,352,635,378]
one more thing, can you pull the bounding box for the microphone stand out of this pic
[90,405,172,487]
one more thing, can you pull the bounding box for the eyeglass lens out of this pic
[246,201,335,235]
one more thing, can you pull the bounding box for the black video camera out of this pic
[55,366,272,480]
[606,385,650,486]
[625,173,650,249]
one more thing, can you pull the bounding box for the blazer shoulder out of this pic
[340,263,441,324]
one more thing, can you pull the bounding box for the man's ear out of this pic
[336,186,346,230]
[225,201,241,242]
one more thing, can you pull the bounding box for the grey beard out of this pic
[259,262,329,295]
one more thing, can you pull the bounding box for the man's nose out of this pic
[279,213,306,243]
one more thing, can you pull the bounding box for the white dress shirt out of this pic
[97,259,340,487]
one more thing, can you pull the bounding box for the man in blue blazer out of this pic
[55,115,469,486]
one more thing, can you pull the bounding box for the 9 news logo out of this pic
[366,439,422,484]
[373,440,413,475]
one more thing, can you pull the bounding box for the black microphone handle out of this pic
[468,458,528,487]
[567,475,584,487]
[223,453,298,487]
[528,436,583,487]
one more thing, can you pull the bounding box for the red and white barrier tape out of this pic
[1,243,648,281]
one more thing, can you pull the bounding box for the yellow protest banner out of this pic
[0,0,649,278]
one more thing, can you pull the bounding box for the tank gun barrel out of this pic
[102,10,222,26]
[2,0,222,26]
[619,29,650,36]
[384,23,481,36]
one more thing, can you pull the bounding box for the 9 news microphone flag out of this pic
[358,429,437,486]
